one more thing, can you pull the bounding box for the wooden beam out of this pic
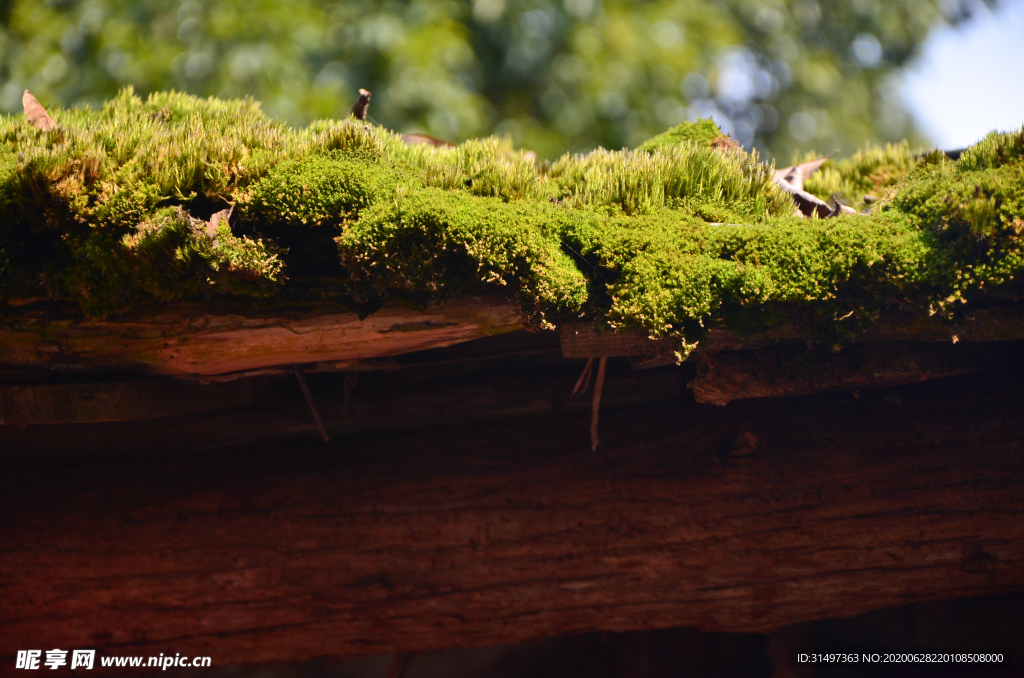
[6,298,1024,381]
[3,366,1024,667]
[0,294,524,377]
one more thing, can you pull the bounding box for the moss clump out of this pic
[635,118,724,153]
[801,141,920,211]
[876,138,1024,309]
[120,207,284,302]
[1,89,1023,354]
[549,144,789,222]
[338,187,590,319]
[554,209,933,346]
[238,156,406,227]
[0,88,298,314]
[956,127,1024,171]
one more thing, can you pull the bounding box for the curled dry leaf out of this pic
[22,90,56,132]
[828,195,858,217]
[775,174,833,218]
[773,152,837,192]
[773,151,858,218]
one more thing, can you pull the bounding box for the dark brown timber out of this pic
[2,358,1024,668]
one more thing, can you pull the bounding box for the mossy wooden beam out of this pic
[0,294,523,377]
[3,91,1023,353]
[3,367,1024,666]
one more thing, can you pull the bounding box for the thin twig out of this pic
[343,373,359,403]
[342,372,359,421]
[571,357,595,398]
[591,356,608,452]
[351,88,371,121]
[294,365,329,443]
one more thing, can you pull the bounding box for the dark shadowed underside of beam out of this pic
[2,352,1024,669]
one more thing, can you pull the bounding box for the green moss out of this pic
[556,209,933,345]
[957,128,1024,171]
[549,144,789,221]
[802,141,920,211]
[635,118,724,153]
[120,207,284,301]
[1,89,1023,355]
[338,187,590,321]
[877,144,1024,308]
[238,155,407,226]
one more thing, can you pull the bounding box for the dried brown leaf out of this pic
[775,175,832,218]
[710,134,741,151]
[23,90,55,132]
[774,151,838,192]
[772,151,865,218]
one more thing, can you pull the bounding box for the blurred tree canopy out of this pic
[0,0,980,160]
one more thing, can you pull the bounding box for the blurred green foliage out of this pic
[0,0,977,160]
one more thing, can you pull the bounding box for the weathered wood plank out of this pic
[3,367,1023,667]
[0,294,524,377]
[4,298,1023,380]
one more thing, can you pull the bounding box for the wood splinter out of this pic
[294,365,330,443]
[351,88,371,121]
[571,357,595,398]
[570,356,608,451]
[590,356,608,452]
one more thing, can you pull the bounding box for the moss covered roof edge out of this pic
[1,89,1024,356]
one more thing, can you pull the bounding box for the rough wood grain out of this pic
[688,342,999,405]
[0,294,524,377]
[560,305,1024,357]
[560,324,674,359]
[3,367,1024,668]
[0,378,274,425]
